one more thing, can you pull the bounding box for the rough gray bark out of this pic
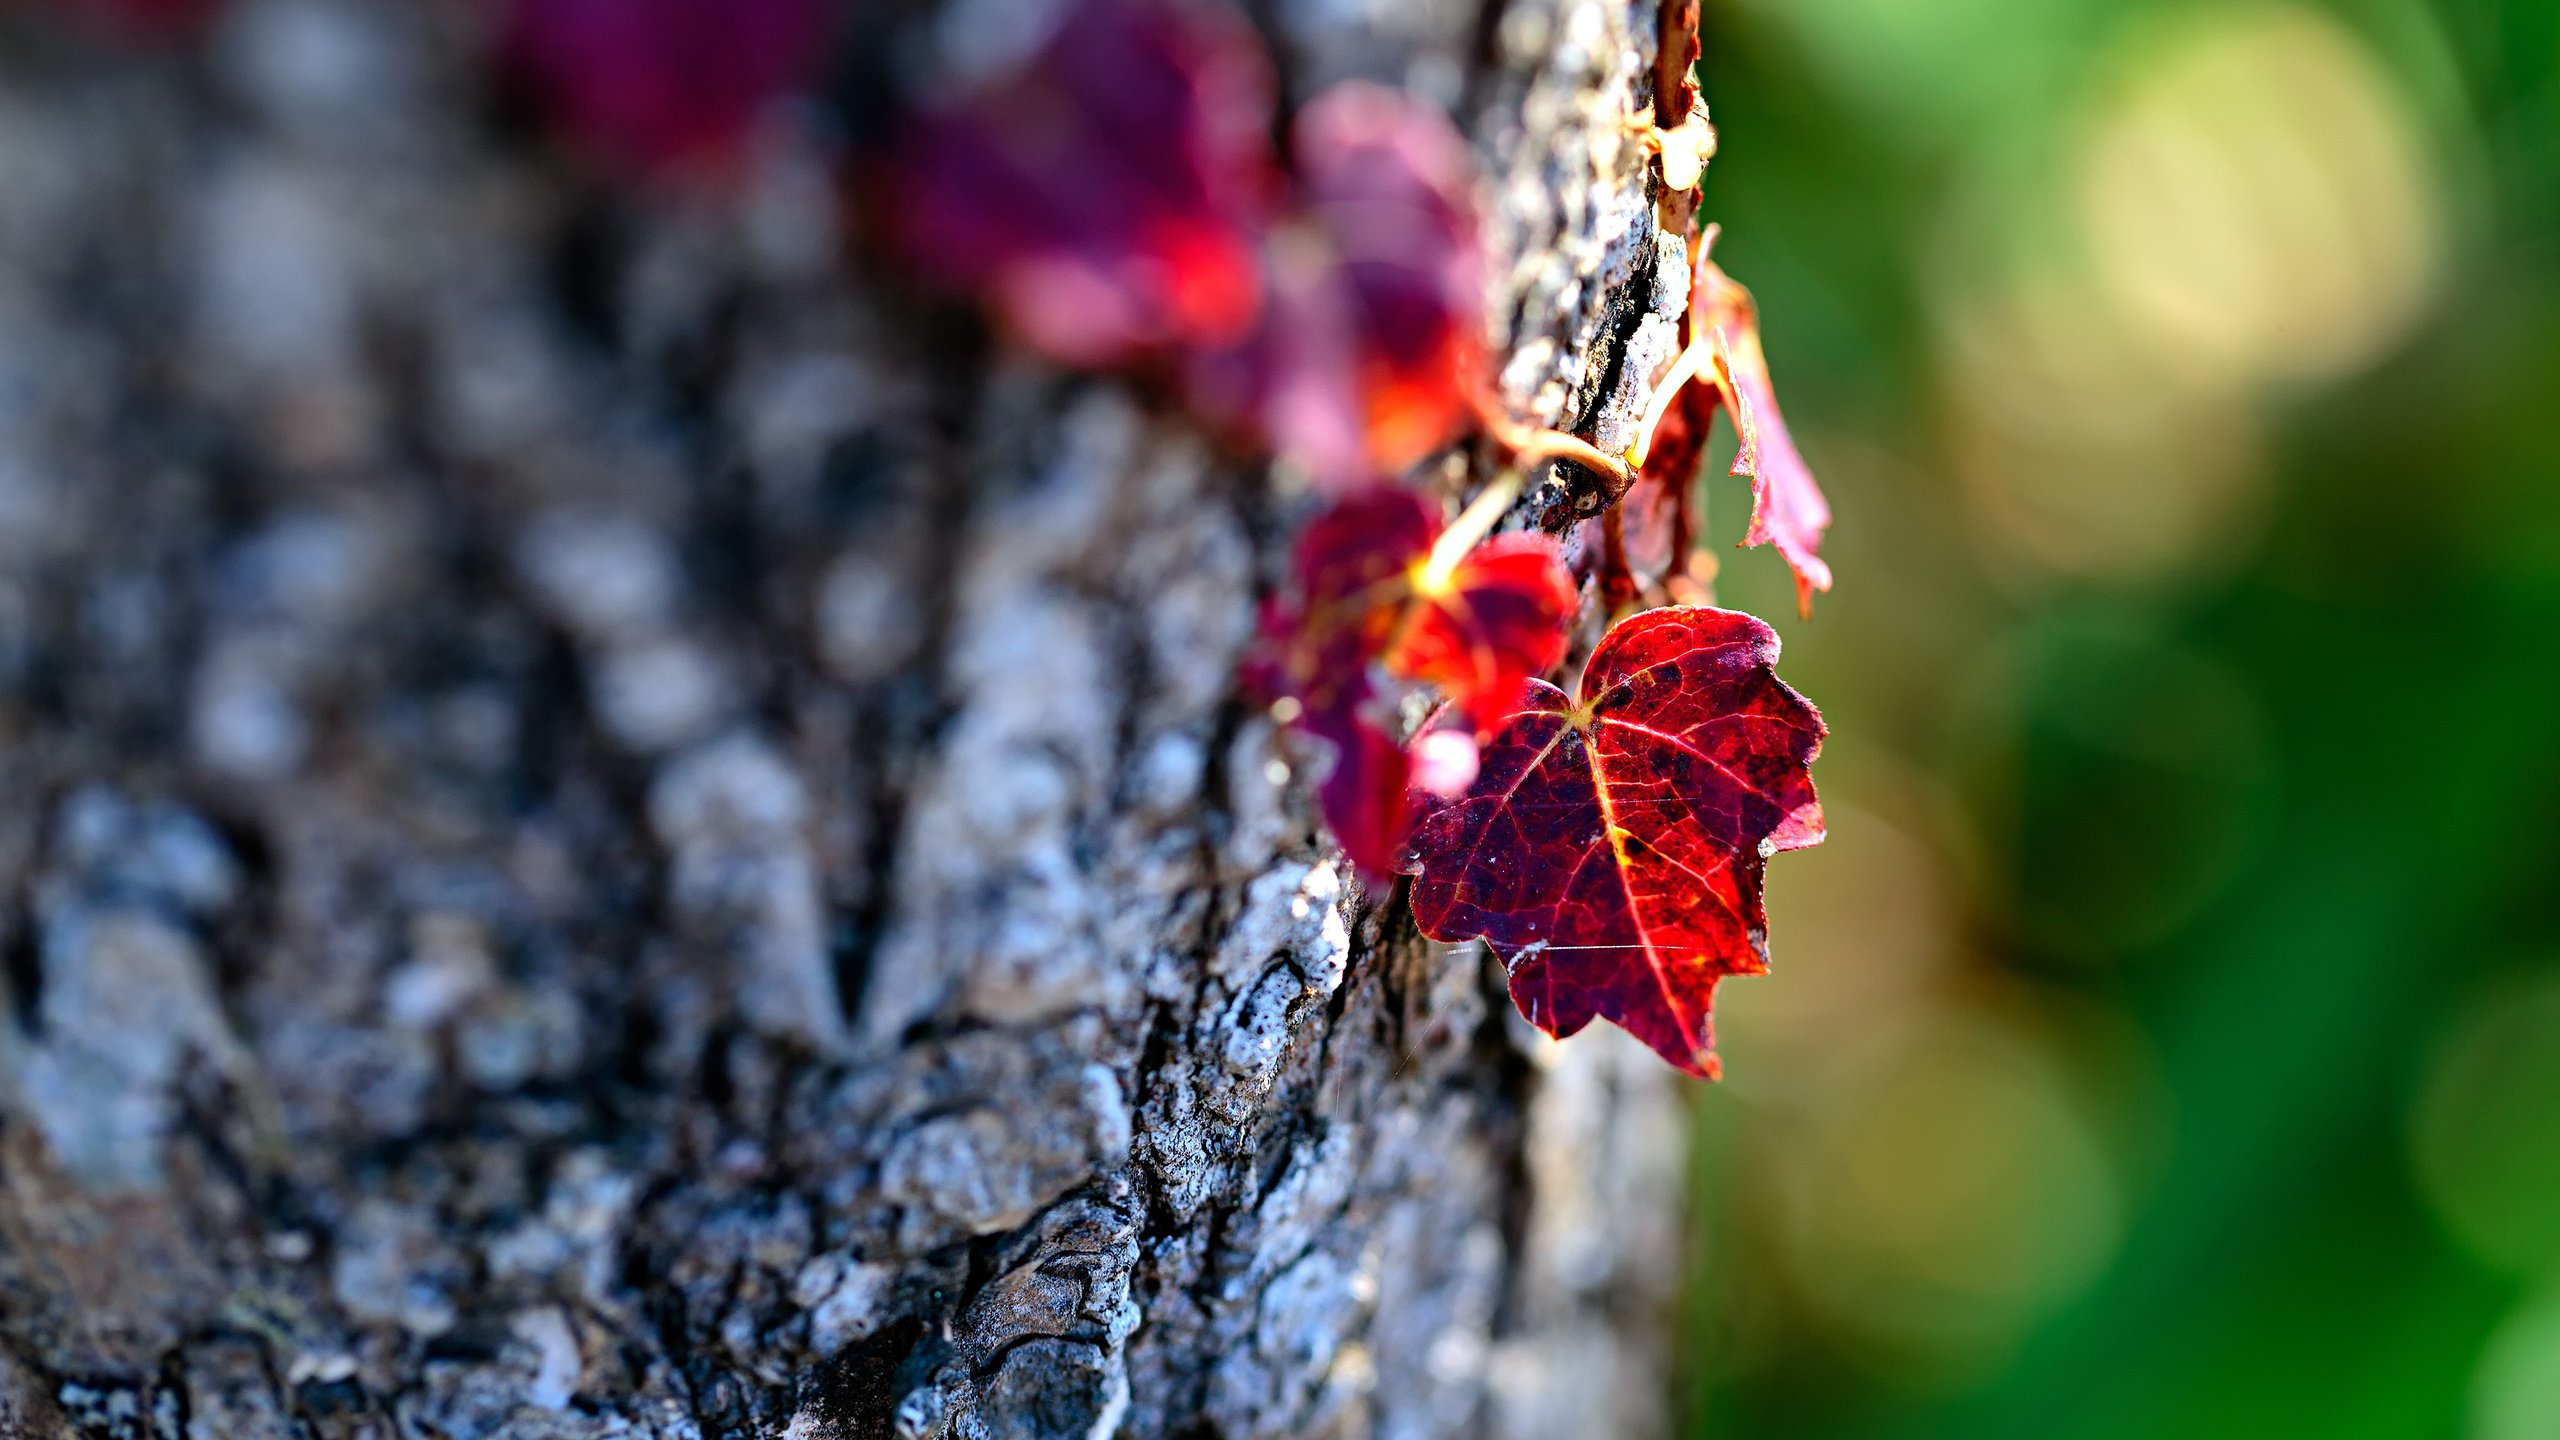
[0,0,1694,1435]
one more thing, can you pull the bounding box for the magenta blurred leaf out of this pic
[500,0,835,177]
[1194,82,1485,488]
[886,0,1279,368]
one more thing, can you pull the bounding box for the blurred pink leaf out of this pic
[1193,82,1485,489]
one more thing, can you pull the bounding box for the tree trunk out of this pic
[0,0,1692,1435]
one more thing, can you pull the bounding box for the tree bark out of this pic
[0,0,1693,1435]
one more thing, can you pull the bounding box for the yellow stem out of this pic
[1416,469,1525,594]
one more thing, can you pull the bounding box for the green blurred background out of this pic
[1682,1,2560,1436]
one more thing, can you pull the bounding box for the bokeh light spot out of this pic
[2470,1284,2560,1440]
[1941,253,2268,583]
[2411,969,2560,1275]
[1768,1000,2130,1384]
[2075,5,2445,388]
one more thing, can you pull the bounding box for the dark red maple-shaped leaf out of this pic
[1690,257,1833,616]
[1402,606,1823,1076]
[1194,83,1484,489]
[885,0,1278,368]
[499,0,837,178]
[1255,488,1576,877]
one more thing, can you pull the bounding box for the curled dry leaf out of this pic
[1694,260,1834,615]
[1402,606,1823,1076]
[1618,382,1710,598]
[501,0,837,177]
[1624,245,1834,616]
[885,0,1279,367]
[1254,488,1576,877]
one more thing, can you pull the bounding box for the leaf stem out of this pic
[1627,338,1710,471]
[1417,469,1525,593]
[1599,502,1636,618]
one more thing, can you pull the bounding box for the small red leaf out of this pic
[1385,534,1577,737]
[1256,487,1577,877]
[1402,606,1823,1076]
[500,0,835,178]
[1692,259,1833,616]
[886,0,1279,367]
[1265,487,1440,704]
[1250,488,1434,877]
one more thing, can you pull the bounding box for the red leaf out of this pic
[501,0,836,178]
[1194,83,1483,488]
[1250,488,1433,876]
[1265,488,1439,695]
[1384,533,1577,737]
[1402,606,1823,1076]
[1292,84,1484,476]
[1692,259,1834,616]
[1255,488,1577,877]
[886,0,1279,367]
